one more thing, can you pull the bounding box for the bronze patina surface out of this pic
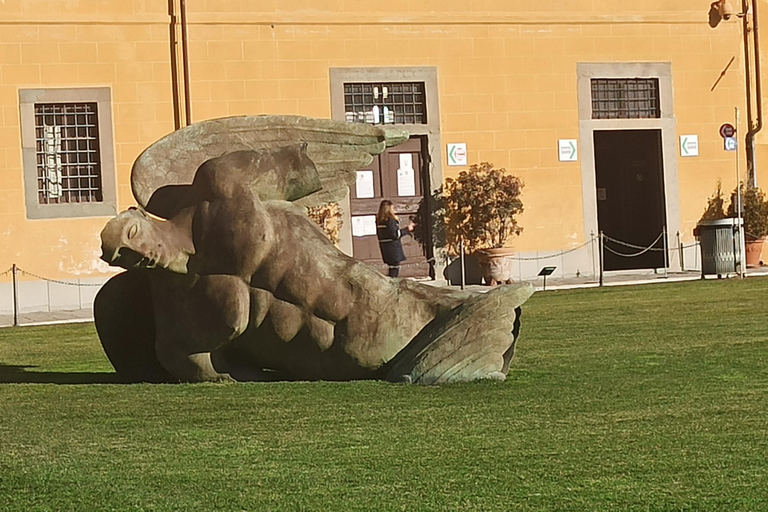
[95,115,533,384]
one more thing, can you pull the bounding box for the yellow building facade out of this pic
[0,0,764,313]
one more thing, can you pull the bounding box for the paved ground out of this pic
[2,267,766,328]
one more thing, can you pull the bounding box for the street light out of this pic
[710,0,763,185]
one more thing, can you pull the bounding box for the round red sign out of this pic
[719,123,736,138]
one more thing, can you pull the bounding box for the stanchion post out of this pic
[459,239,466,291]
[12,263,19,327]
[677,231,684,271]
[662,226,668,279]
[590,231,596,279]
[598,231,604,287]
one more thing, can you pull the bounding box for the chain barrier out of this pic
[603,243,658,258]
[602,232,700,257]
[6,266,105,287]
[508,236,598,261]
[603,232,665,253]
[399,237,599,268]
[602,232,665,257]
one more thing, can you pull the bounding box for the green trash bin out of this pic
[694,218,743,277]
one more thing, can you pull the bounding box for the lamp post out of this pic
[713,0,764,185]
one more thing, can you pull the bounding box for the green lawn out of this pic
[1,278,767,511]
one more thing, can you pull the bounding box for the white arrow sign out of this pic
[447,143,467,166]
[558,139,578,162]
[680,135,699,157]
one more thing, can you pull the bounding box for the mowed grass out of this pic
[1,278,767,511]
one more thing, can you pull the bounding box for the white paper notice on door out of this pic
[397,154,416,196]
[355,170,375,199]
[351,215,377,237]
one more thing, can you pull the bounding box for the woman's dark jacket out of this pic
[376,217,408,266]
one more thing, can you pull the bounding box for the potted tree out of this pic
[728,181,768,267]
[413,162,524,285]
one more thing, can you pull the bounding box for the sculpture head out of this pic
[100,207,192,273]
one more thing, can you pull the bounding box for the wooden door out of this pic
[350,136,430,277]
[594,129,667,271]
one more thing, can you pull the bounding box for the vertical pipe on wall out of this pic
[168,0,182,130]
[743,0,754,180]
[180,0,192,126]
[746,0,763,185]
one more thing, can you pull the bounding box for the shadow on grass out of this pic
[0,363,122,384]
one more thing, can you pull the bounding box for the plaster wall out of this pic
[0,0,756,289]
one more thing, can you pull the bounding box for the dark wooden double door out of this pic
[350,136,431,278]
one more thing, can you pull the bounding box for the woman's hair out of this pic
[376,200,398,223]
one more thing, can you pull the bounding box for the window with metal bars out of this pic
[591,78,660,119]
[34,102,103,204]
[344,82,427,125]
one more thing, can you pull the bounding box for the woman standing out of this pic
[376,200,414,277]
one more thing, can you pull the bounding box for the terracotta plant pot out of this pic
[745,237,765,268]
[476,247,516,285]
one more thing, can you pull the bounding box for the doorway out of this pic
[349,136,431,277]
[594,129,667,271]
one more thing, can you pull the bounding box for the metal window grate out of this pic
[591,78,660,119]
[34,102,103,204]
[344,82,427,125]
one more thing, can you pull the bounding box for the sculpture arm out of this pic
[151,273,252,382]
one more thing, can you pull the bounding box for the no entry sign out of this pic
[719,123,736,138]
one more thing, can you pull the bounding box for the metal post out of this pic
[590,230,596,280]
[12,264,19,327]
[662,225,669,279]
[459,239,466,290]
[736,107,747,278]
[598,231,604,287]
[677,231,684,271]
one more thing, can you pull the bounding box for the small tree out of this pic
[306,202,343,246]
[699,180,727,222]
[413,162,523,258]
[727,181,768,239]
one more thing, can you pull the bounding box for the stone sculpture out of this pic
[94,116,534,384]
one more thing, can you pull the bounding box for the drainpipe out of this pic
[168,0,192,129]
[747,0,763,185]
[168,0,182,130]
[180,0,192,126]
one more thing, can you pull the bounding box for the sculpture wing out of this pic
[131,115,409,217]
[384,283,535,385]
